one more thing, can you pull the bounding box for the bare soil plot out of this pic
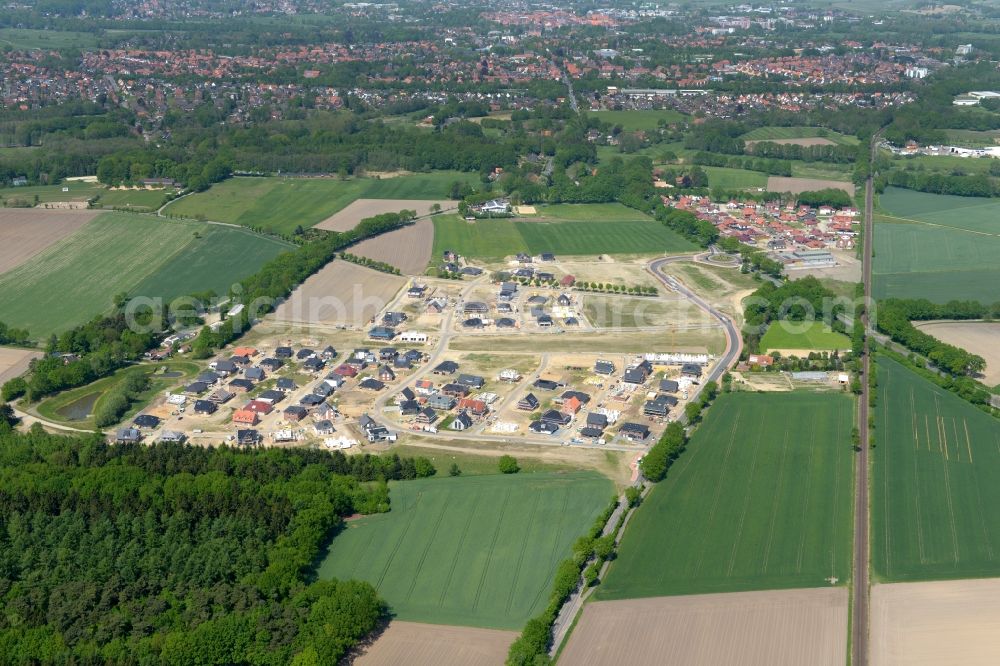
[354,621,515,666]
[872,579,1000,666]
[914,321,1000,385]
[0,208,98,273]
[767,176,855,196]
[346,218,433,274]
[0,347,41,384]
[272,260,406,327]
[746,137,836,147]
[315,199,455,232]
[560,588,847,666]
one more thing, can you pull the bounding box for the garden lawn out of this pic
[874,355,1000,582]
[317,471,612,629]
[760,321,851,351]
[598,391,854,598]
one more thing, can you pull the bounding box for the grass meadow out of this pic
[873,355,1000,582]
[874,188,1000,303]
[702,166,768,190]
[597,391,854,599]
[0,212,290,336]
[165,172,476,234]
[760,321,852,352]
[317,471,613,629]
[431,207,696,261]
[740,126,859,146]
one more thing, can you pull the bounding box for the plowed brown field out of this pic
[0,208,98,273]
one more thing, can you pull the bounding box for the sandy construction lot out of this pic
[346,219,433,275]
[872,578,1000,666]
[560,588,848,666]
[0,208,98,274]
[353,621,515,666]
[272,260,405,326]
[316,199,455,232]
[0,347,41,384]
[915,321,1000,385]
[746,137,836,147]
[767,176,855,197]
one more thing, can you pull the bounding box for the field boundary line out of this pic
[762,428,791,573]
[964,420,974,464]
[940,451,961,565]
[437,492,481,607]
[471,487,512,612]
[913,453,927,564]
[876,212,1000,237]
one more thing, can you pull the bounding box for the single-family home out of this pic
[450,411,474,431]
[233,410,259,426]
[426,394,456,411]
[193,400,217,415]
[133,414,160,429]
[115,428,142,444]
[284,405,308,422]
[517,393,540,411]
[619,422,651,442]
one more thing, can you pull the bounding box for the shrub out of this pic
[498,455,520,474]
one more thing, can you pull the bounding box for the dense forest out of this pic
[0,421,436,663]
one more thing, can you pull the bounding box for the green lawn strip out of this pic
[317,471,613,629]
[760,320,851,351]
[873,355,1000,582]
[597,391,854,599]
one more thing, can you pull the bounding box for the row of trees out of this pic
[639,421,688,481]
[339,252,402,275]
[0,320,30,346]
[876,298,987,378]
[0,428,437,663]
[884,169,997,198]
[743,276,843,353]
[690,151,793,177]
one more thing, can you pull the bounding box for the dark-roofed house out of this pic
[529,420,559,435]
[296,348,315,360]
[561,390,590,404]
[369,326,396,341]
[681,363,703,380]
[399,400,420,416]
[594,360,616,375]
[586,412,609,430]
[115,428,142,443]
[433,361,459,375]
[540,409,572,426]
[193,400,217,415]
[463,318,484,329]
[457,374,485,389]
[450,411,474,431]
[426,394,456,411]
[623,367,648,385]
[236,429,261,446]
[212,360,237,375]
[300,394,325,406]
[580,427,604,440]
[496,317,517,328]
[660,379,679,393]
[134,414,160,429]
[229,378,254,393]
[533,379,560,391]
[185,381,209,395]
[417,407,438,424]
[359,378,385,391]
[284,405,308,422]
[245,367,265,381]
[261,358,283,372]
[275,377,297,392]
[303,357,325,373]
[275,346,293,359]
[312,382,333,398]
[537,314,553,327]
[378,366,396,382]
[197,372,221,385]
[442,383,470,398]
[619,422,651,442]
[517,393,540,411]
[258,389,285,404]
[643,397,670,418]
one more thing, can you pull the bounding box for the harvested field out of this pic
[560,588,848,666]
[914,321,1000,386]
[345,219,433,274]
[0,208,98,273]
[872,579,1000,666]
[315,199,455,232]
[272,260,405,326]
[746,137,835,147]
[354,621,515,666]
[767,176,855,196]
[0,347,41,384]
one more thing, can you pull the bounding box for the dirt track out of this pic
[872,579,1000,666]
[0,347,41,384]
[767,176,855,197]
[315,199,454,232]
[914,321,1000,385]
[559,588,848,666]
[346,218,434,275]
[272,260,405,326]
[353,621,515,666]
[0,208,98,273]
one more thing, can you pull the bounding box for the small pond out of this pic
[56,392,101,421]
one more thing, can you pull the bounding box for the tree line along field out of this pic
[317,471,613,629]
[760,321,852,352]
[164,172,476,234]
[430,211,696,261]
[597,391,854,599]
[873,189,1000,303]
[0,212,291,336]
[873,355,1000,582]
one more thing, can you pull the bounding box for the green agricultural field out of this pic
[531,203,651,222]
[873,189,1000,302]
[317,471,613,629]
[96,187,179,211]
[598,391,854,599]
[0,180,103,205]
[130,225,293,301]
[590,109,686,131]
[164,172,476,234]
[741,126,859,146]
[0,28,98,49]
[431,214,529,261]
[790,162,853,181]
[702,166,768,190]
[873,355,1000,582]
[0,213,287,336]
[760,320,852,352]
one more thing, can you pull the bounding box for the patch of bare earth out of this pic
[766,176,855,197]
[0,347,41,384]
[271,261,405,327]
[914,321,1000,386]
[872,579,1000,666]
[560,588,848,666]
[346,219,433,275]
[315,199,456,232]
[352,621,516,666]
[746,138,836,147]
[0,208,98,273]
